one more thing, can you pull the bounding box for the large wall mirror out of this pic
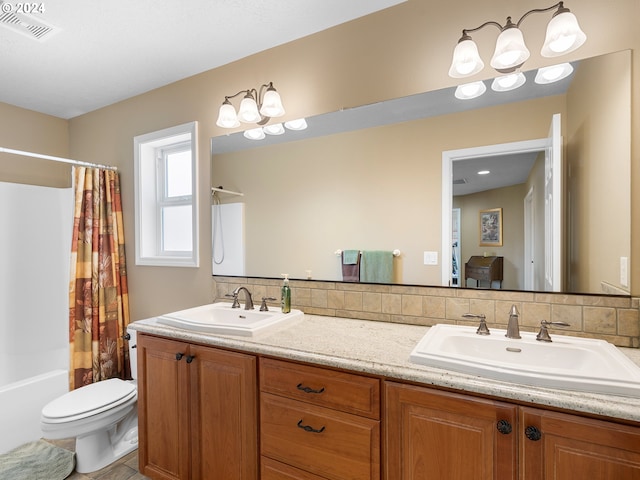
[211,49,631,296]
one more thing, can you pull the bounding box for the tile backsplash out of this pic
[213,276,640,348]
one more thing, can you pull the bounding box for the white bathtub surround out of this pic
[0,182,73,454]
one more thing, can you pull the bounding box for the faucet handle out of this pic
[536,320,570,342]
[260,297,277,311]
[225,292,241,308]
[463,313,490,335]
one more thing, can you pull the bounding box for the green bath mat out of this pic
[0,439,75,480]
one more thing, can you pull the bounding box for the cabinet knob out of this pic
[496,419,512,435]
[186,355,196,364]
[175,353,184,361]
[297,419,325,434]
[296,383,325,394]
[525,425,542,441]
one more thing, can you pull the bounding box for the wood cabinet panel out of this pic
[520,407,640,479]
[137,334,257,480]
[385,382,517,480]
[190,345,257,480]
[261,392,380,480]
[137,335,190,480]
[260,357,380,419]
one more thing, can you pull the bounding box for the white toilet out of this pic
[41,327,139,473]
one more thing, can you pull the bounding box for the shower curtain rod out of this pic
[0,146,118,171]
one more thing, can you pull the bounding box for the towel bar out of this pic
[335,249,401,257]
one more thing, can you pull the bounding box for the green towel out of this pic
[360,250,394,283]
[342,250,360,265]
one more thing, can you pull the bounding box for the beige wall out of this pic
[566,50,632,293]
[0,0,636,320]
[0,102,70,187]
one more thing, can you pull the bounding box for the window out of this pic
[134,122,199,267]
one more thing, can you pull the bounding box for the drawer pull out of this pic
[296,383,325,394]
[297,419,325,434]
[525,425,542,441]
[175,353,184,361]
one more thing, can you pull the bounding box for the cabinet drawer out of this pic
[260,358,380,419]
[261,456,327,480]
[261,393,380,480]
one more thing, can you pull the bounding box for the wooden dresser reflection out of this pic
[464,256,503,289]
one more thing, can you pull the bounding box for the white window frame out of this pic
[134,121,199,267]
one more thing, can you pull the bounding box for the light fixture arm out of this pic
[515,2,565,28]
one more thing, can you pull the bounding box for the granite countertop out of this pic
[130,314,640,424]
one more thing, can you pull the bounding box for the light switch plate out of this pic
[424,251,438,265]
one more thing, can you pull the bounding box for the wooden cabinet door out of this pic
[189,345,258,480]
[385,382,517,480]
[520,407,640,479]
[137,334,191,480]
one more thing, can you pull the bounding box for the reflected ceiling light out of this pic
[454,81,486,100]
[491,72,527,92]
[263,123,285,135]
[478,170,491,175]
[535,62,574,84]
[216,82,285,128]
[448,2,586,78]
[284,118,308,131]
[243,127,265,140]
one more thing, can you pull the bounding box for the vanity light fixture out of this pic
[454,81,486,100]
[448,2,586,78]
[243,118,308,141]
[216,82,285,128]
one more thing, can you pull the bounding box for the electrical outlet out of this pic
[423,251,438,265]
[620,257,628,287]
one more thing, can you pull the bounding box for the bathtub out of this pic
[0,368,68,454]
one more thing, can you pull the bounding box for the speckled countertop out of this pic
[130,314,640,424]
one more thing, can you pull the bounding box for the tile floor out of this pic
[45,438,149,480]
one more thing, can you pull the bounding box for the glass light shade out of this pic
[263,123,285,135]
[454,81,486,100]
[216,102,240,128]
[491,72,526,92]
[535,63,574,84]
[238,93,261,123]
[541,11,586,57]
[243,127,265,140]
[448,38,484,78]
[284,118,308,130]
[259,87,285,118]
[490,27,530,71]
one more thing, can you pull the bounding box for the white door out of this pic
[544,113,563,292]
[524,187,535,290]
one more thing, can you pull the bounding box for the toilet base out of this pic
[75,408,138,473]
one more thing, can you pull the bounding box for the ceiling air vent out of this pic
[0,2,59,41]
[452,178,468,185]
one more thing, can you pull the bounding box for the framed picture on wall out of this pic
[479,208,503,246]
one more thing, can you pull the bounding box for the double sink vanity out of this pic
[130,297,640,479]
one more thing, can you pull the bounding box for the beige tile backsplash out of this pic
[213,276,640,348]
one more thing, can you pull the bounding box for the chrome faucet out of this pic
[536,320,570,342]
[230,286,254,310]
[505,305,521,339]
[462,313,490,335]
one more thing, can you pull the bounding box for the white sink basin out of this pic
[157,302,303,336]
[410,324,640,397]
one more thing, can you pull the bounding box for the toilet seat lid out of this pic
[42,378,136,420]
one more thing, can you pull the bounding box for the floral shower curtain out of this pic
[69,167,131,390]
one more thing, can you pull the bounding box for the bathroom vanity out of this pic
[131,315,640,480]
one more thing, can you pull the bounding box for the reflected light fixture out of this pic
[491,72,526,92]
[455,81,486,100]
[448,2,586,78]
[216,82,285,128]
[535,62,574,84]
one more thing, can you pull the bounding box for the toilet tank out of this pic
[126,327,138,381]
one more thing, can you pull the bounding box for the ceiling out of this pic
[0,0,404,119]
